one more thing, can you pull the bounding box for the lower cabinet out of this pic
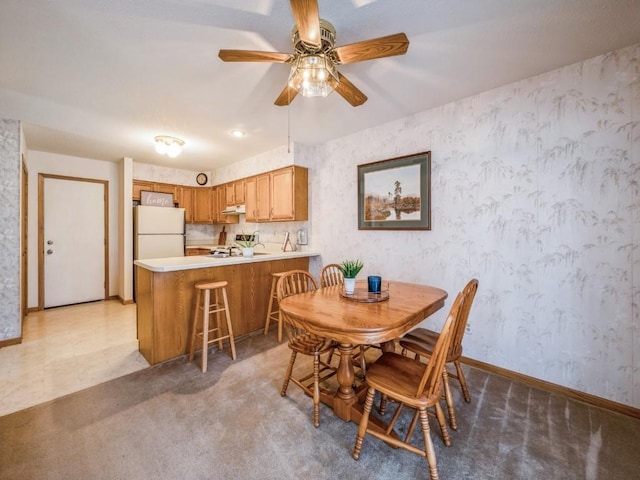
[185,248,211,256]
[135,257,310,365]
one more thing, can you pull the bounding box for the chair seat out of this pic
[366,352,443,407]
[401,328,462,361]
[288,333,336,355]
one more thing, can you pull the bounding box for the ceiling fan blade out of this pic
[333,33,409,65]
[290,0,321,48]
[218,50,293,63]
[274,84,298,106]
[334,72,367,107]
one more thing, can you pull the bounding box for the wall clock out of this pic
[196,173,208,185]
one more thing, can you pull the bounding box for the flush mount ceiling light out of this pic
[154,135,184,158]
[229,129,246,138]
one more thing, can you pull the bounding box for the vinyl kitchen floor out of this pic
[0,300,149,417]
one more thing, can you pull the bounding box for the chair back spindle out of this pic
[320,263,344,288]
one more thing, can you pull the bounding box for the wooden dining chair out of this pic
[277,270,337,427]
[320,263,371,375]
[352,292,463,480]
[399,278,479,430]
[320,263,344,288]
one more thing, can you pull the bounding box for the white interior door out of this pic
[43,177,105,308]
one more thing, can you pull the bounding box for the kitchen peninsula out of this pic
[134,250,319,365]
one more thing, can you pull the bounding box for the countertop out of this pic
[135,249,319,273]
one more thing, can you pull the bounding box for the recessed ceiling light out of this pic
[230,129,246,138]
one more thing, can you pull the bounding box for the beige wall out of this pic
[25,151,120,308]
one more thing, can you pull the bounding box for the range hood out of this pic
[221,204,246,215]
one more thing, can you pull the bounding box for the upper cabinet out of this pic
[179,186,195,222]
[225,180,245,206]
[271,166,308,221]
[133,180,178,203]
[132,181,155,201]
[134,180,212,224]
[213,186,239,224]
[133,165,307,225]
[193,187,214,223]
[245,166,308,223]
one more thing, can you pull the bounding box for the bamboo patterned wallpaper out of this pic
[307,43,639,408]
[0,119,21,342]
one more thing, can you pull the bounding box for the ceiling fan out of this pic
[218,0,409,107]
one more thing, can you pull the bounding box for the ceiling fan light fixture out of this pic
[288,53,338,98]
[154,135,184,158]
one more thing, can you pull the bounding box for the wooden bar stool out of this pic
[264,272,285,342]
[189,280,236,372]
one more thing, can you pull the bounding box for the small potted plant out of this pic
[340,259,364,294]
[235,231,264,258]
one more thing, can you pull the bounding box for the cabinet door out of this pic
[255,174,271,221]
[244,177,257,222]
[153,182,178,202]
[270,168,295,220]
[225,183,235,206]
[179,186,195,223]
[214,186,239,224]
[193,187,213,223]
[133,181,154,201]
[225,181,246,205]
[234,181,245,204]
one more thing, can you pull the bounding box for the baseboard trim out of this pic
[116,296,134,305]
[0,336,22,348]
[461,356,640,420]
[27,307,39,313]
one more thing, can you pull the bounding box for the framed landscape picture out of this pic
[357,151,431,230]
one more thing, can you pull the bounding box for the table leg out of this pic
[332,343,357,421]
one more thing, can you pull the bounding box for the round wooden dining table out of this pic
[279,281,448,423]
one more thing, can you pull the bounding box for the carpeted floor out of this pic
[1,331,638,480]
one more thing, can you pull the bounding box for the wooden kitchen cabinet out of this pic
[133,181,155,201]
[133,180,178,204]
[179,186,195,222]
[135,256,310,365]
[244,176,257,221]
[177,186,213,223]
[193,187,214,223]
[153,182,179,199]
[244,175,270,222]
[244,166,308,222]
[213,186,239,225]
[270,166,307,221]
[185,247,211,256]
[255,173,272,221]
[225,180,245,206]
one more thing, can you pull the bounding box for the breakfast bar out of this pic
[134,250,319,365]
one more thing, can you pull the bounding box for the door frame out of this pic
[37,173,109,310]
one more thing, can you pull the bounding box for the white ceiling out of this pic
[2,0,639,172]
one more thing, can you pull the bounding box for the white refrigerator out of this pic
[134,205,185,259]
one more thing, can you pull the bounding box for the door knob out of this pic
[47,249,53,255]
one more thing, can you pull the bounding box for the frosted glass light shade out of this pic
[154,136,184,158]
[288,54,339,97]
